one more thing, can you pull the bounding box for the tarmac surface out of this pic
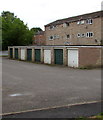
[2,57,102,118]
[2,101,102,118]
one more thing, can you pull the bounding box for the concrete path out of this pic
[2,57,102,115]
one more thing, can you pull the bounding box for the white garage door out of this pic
[44,50,51,64]
[21,49,25,60]
[68,49,79,67]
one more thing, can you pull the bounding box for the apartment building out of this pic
[45,11,103,45]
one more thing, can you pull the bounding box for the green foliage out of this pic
[30,27,43,34]
[1,11,34,50]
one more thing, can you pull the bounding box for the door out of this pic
[68,49,79,67]
[21,49,25,60]
[15,48,18,59]
[35,49,41,62]
[54,49,63,65]
[10,48,13,58]
[44,50,51,64]
[27,49,32,61]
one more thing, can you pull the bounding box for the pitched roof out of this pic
[45,10,103,27]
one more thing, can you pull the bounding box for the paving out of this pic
[2,101,102,118]
[2,57,102,117]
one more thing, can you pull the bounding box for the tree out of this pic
[30,27,43,34]
[1,11,34,50]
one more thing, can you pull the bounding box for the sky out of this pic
[0,0,102,30]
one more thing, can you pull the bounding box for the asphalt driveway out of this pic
[2,57,102,114]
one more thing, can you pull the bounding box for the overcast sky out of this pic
[1,0,102,30]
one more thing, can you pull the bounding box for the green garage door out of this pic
[10,48,13,58]
[35,49,41,62]
[54,49,63,65]
[27,49,32,61]
[15,48,18,59]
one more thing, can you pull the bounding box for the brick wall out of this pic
[45,17,101,45]
[79,47,101,67]
[33,32,46,45]
[8,46,102,68]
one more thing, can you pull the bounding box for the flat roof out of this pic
[9,45,103,48]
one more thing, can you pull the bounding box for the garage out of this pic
[15,48,18,59]
[21,48,25,60]
[44,50,51,64]
[27,49,32,61]
[54,49,63,65]
[10,48,13,58]
[35,49,41,62]
[68,49,79,67]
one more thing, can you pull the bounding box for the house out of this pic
[45,11,103,45]
[32,31,45,45]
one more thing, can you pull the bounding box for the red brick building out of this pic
[32,31,45,45]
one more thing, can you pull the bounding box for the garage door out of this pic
[54,49,63,65]
[15,48,18,59]
[35,49,41,62]
[44,50,51,64]
[10,48,13,58]
[21,49,25,60]
[27,49,32,61]
[68,49,79,67]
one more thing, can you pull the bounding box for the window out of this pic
[81,33,85,37]
[56,35,60,39]
[63,22,69,27]
[81,20,85,24]
[86,32,94,38]
[49,26,55,30]
[86,19,93,24]
[66,22,69,26]
[77,33,81,38]
[66,34,70,39]
[54,35,56,39]
[49,35,60,40]
[77,21,81,25]
[77,20,85,25]
[49,36,54,40]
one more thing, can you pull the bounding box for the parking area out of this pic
[2,57,101,114]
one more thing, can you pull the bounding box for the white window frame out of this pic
[81,20,85,24]
[77,33,81,38]
[49,36,54,40]
[63,22,69,27]
[77,21,81,25]
[49,26,55,30]
[89,19,93,24]
[86,32,94,38]
[81,33,85,37]
[86,19,93,24]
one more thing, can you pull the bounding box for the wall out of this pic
[79,47,101,67]
[8,46,102,68]
[45,17,101,45]
[32,33,46,45]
